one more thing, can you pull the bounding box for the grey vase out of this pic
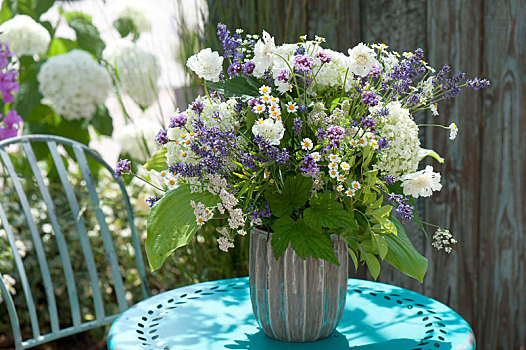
[249,228,348,342]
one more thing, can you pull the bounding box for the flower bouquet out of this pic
[116,24,489,341]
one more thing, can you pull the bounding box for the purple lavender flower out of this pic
[404,94,421,106]
[316,128,327,141]
[168,162,203,178]
[466,77,490,90]
[294,44,306,56]
[378,137,391,150]
[300,154,319,175]
[382,175,396,185]
[388,193,414,221]
[114,159,131,178]
[243,61,255,75]
[361,91,379,107]
[359,117,377,133]
[146,196,162,207]
[169,113,187,128]
[293,117,303,135]
[227,62,243,78]
[294,55,315,72]
[326,125,345,149]
[156,129,169,145]
[0,110,22,141]
[368,65,382,78]
[0,43,13,68]
[276,149,290,165]
[298,103,307,114]
[276,69,289,83]
[191,101,204,115]
[249,204,272,221]
[315,50,332,64]
[217,23,241,59]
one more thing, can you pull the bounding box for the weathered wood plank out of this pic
[479,0,526,348]
[424,0,484,324]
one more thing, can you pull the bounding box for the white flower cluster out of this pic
[252,118,285,145]
[103,40,160,107]
[0,15,50,57]
[186,48,223,82]
[114,0,151,32]
[115,117,159,161]
[432,228,457,253]
[37,50,111,120]
[401,165,442,198]
[347,43,379,77]
[374,101,420,177]
[0,274,16,303]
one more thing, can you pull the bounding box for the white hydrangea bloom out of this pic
[401,165,442,198]
[103,39,160,107]
[0,15,50,57]
[37,50,111,120]
[253,31,276,77]
[347,43,379,77]
[380,52,399,74]
[185,96,239,131]
[115,117,159,161]
[252,118,285,146]
[114,0,151,32]
[374,101,420,177]
[0,274,16,302]
[432,228,457,253]
[186,48,223,82]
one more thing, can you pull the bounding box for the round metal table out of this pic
[107,277,475,350]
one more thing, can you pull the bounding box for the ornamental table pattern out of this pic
[107,278,475,350]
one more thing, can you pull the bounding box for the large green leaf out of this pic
[271,216,339,265]
[0,1,12,23]
[282,175,312,209]
[144,148,168,172]
[48,38,78,57]
[363,252,381,280]
[384,216,428,282]
[67,15,105,60]
[113,17,139,41]
[91,104,113,136]
[204,76,261,98]
[304,192,354,230]
[146,185,219,270]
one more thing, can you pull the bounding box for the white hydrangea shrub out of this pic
[0,15,51,57]
[37,49,111,120]
[115,117,159,162]
[103,39,161,107]
[114,0,151,32]
[373,101,421,177]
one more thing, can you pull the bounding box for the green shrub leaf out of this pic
[304,192,354,230]
[384,216,428,282]
[144,148,167,172]
[204,76,261,98]
[91,104,113,136]
[67,15,105,60]
[146,185,219,271]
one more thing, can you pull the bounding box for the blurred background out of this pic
[0,0,523,349]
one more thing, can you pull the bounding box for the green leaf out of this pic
[418,148,444,163]
[204,76,261,98]
[48,37,78,57]
[146,185,219,270]
[13,60,41,119]
[91,104,113,136]
[363,252,381,280]
[0,1,12,23]
[33,0,54,18]
[272,216,339,265]
[144,148,167,172]
[282,175,312,209]
[67,15,106,60]
[113,17,139,40]
[373,233,388,260]
[265,189,292,217]
[347,246,359,271]
[384,216,428,282]
[304,192,354,230]
[63,11,92,23]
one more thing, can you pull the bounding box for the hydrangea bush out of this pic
[122,25,488,280]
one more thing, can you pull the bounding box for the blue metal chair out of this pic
[0,134,149,349]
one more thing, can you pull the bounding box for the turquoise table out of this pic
[107,278,475,350]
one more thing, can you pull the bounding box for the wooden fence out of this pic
[308,1,524,348]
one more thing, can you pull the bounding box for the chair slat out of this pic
[0,275,22,350]
[0,201,33,345]
[22,141,81,327]
[47,141,106,321]
[72,145,128,312]
[0,149,60,334]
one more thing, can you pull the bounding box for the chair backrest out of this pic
[0,134,149,349]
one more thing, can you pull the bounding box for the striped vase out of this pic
[249,228,348,342]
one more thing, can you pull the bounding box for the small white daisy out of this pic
[286,101,298,113]
[345,189,355,197]
[253,103,266,114]
[350,140,359,147]
[351,181,361,190]
[310,152,320,161]
[328,162,338,169]
[259,85,271,95]
[336,185,344,192]
[357,138,367,146]
[329,169,339,178]
[328,154,341,163]
[301,138,313,150]
[340,162,350,171]
[337,175,346,182]
[261,94,271,103]
[449,122,458,140]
